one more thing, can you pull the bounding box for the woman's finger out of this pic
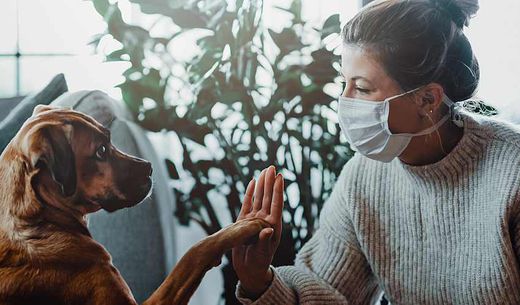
[271,174,284,221]
[261,166,276,214]
[271,173,284,243]
[238,178,256,220]
[252,168,267,212]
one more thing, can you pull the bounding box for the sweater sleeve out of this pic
[235,160,382,305]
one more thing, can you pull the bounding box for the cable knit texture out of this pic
[236,109,520,305]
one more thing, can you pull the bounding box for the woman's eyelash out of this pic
[339,80,347,91]
[339,79,370,94]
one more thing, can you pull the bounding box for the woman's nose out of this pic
[341,85,354,98]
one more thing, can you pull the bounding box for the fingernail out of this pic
[268,228,274,239]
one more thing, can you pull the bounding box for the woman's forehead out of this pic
[340,44,388,84]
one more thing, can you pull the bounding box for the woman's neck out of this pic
[398,118,464,166]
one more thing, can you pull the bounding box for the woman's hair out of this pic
[342,0,480,103]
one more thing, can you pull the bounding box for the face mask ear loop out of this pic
[447,97,464,128]
[423,94,463,156]
[385,86,424,104]
[425,112,448,155]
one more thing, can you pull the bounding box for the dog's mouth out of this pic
[81,198,103,214]
[90,176,153,213]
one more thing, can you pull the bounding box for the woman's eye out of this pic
[95,144,108,161]
[356,87,370,94]
[355,87,370,94]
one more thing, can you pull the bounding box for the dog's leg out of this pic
[142,217,271,305]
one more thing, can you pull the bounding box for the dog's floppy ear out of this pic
[28,124,77,197]
[32,105,61,116]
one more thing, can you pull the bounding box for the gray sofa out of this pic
[1,90,177,303]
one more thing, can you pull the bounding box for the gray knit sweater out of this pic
[236,109,520,305]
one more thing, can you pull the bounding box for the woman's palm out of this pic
[232,166,284,295]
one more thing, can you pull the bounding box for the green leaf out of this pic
[304,48,340,84]
[139,107,172,131]
[321,14,340,39]
[273,0,302,23]
[174,191,190,225]
[91,0,110,16]
[194,160,215,173]
[174,118,211,146]
[117,68,166,119]
[289,0,303,23]
[273,5,294,15]
[166,9,208,28]
[215,24,234,50]
[189,50,222,85]
[106,49,127,62]
[268,28,302,55]
[207,3,229,28]
[165,159,181,179]
[128,0,188,14]
[88,33,104,48]
[218,91,246,104]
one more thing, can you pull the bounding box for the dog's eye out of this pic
[95,144,108,161]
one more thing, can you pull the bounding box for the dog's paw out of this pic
[213,218,271,251]
[184,218,271,269]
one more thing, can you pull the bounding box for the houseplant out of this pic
[90,0,351,303]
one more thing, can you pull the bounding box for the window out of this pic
[465,0,520,122]
[3,1,517,121]
[0,0,127,98]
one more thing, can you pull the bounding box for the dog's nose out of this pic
[133,157,152,176]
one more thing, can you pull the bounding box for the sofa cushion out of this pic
[51,90,133,126]
[0,74,68,152]
[0,96,26,122]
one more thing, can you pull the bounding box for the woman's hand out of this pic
[232,165,284,298]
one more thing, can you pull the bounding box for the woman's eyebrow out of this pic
[352,76,372,83]
[338,71,372,83]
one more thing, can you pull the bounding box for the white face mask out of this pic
[337,87,455,163]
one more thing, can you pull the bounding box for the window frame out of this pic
[0,0,75,96]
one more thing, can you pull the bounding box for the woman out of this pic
[232,0,520,304]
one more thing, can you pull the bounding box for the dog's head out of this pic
[12,105,152,215]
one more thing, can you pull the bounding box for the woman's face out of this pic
[340,44,427,134]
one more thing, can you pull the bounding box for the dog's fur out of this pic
[0,105,269,305]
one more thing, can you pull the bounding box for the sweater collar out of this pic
[394,109,490,187]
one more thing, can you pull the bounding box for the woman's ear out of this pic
[417,83,445,117]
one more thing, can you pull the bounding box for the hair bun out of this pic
[431,0,479,28]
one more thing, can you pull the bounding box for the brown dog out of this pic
[0,105,269,305]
